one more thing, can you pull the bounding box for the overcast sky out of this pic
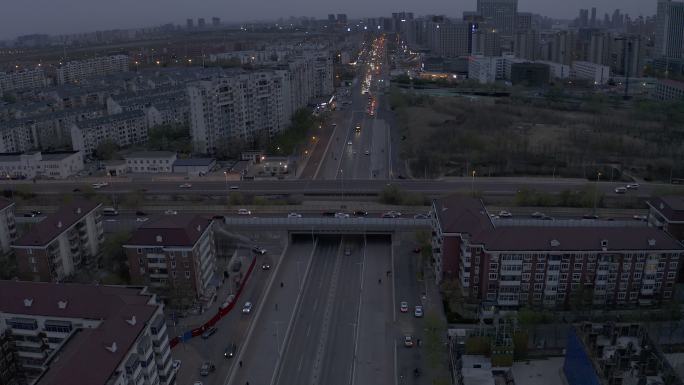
[0,0,656,40]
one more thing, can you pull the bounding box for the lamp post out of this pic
[471,170,476,196]
[593,171,602,215]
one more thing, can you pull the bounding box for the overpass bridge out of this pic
[221,216,431,234]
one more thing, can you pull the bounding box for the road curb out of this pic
[225,241,290,385]
[269,237,318,385]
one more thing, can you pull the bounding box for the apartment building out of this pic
[648,196,684,242]
[123,215,217,300]
[0,68,47,95]
[56,55,129,85]
[70,110,148,155]
[0,151,84,180]
[468,55,507,83]
[0,198,16,255]
[652,79,684,101]
[431,196,684,309]
[11,201,104,282]
[572,61,611,84]
[0,280,175,385]
[124,151,177,173]
[476,0,518,36]
[426,20,472,58]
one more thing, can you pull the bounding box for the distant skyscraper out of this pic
[578,9,589,27]
[656,0,684,60]
[328,14,336,23]
[590,7,597,26]
[187,18,194,29]
[198,18,206,28]
[472,26,502,57]
[426,19,472,57]
[337,14,348,24]
[212,17,221,27]
[516,12,532,31]
[476,0,518,35]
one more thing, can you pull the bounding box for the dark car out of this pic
[31,210,42,216]
[582,214,599,220]
[252,246,267,255]
[261,262,271,270]
[212,215,224,220]
[201,327,218,339]
[354,210,368,217]
[322,211,336,217]
[135,211,147,216]
[224,343,237,358]
[73,188,81,192]
[23,212,37,218]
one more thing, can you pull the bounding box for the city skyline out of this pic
[0,0,657,40]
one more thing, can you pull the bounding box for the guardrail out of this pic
[222,217,432,232]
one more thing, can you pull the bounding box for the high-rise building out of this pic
[655,0,684,60]
[590,7,597,26]
[337,14,348,24]
[0,68,47,95]
[515,12,532,31]
[514,30,540,60]
[426,19,472,57]
[124,215,217,300]
[551,30,577,65]
[328,14,336,23]
[212,17,221,27]
[186,18,194,29]
[472,26,502,57]
[476,0,518,35]
[588,31,613,66]
[0,280,175,385]
[11,201,104,282]
[198,18,206,28]
[55,54,129,85]
[578,9,589,27]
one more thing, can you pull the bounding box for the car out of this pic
[404,335,414,347]
[193,382,203,385]
[165,209,178,215]
[288,212,303,218]
[136,217,149,222]
[382,212,397,218]
[347,141,353,146]
[541,215,555,221]
[413,247,421,254]
[135,210,147,216]
[199,361,215,376]
[172,359,181,370]
[531,212,545,218]
[335,212,350,218]
[252,246,267,255]
[355,124,361,132]
[261,262,271,270]
[242,302,253,314]
[583,214,599,220]
[498,210,513,218]
[354,210,368,217]
[201,327,218,339]
[179,183,192,188]
[400,301,409,313]
[224,343,237,358]
[72,188,81,192]
[229,185,240,190]
[322,211,336,217]
[344,247,352,256]
[413,214,428,219]
[220,299,231,309]
[626,183,640,189]
[614,187,627,194]
[332,123,337,127]
[633,215,647,221]
[364,150,370,155]
[414,305,424,318]
[23,212,37,217]
[237,209,251,215]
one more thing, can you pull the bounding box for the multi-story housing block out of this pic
[0,151,84,179]
[123,215,217,300]
[0,69,47,95]
[124,151,177,173]
[431,196,684,309]
[0,198,16,255]
[56,55,129,85]
[70,110,148,155]
[11,201,104,282]
[0,281,175,385]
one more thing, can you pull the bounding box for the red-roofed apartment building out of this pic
[0,280,175,385]
[11,201,104,282]
[431,195,684,309]
[0,197,16,254]
[123,215,217,300]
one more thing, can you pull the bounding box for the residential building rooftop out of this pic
[13,200,100,247]
[125,150,177,159]
[173,158,215,166]
[649,196,684,222]
[126,214,212,247]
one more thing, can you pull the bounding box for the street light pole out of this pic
[593,171,602,215]
[471,170,476,197]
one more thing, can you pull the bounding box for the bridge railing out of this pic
[222,216,431,229]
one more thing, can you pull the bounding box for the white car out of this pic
[347,141,353,146]
[531,211,545,218]
[364,150,370,155]
[614,187,627,194]
[164,210,178,215]
[334,212,350,218]
[498,210,513,218]
[136,217,149,223]
[179,183,192,188]
[172,360,181,370]
[230,186,239,190]
[237,209,251,215]
[288,212,302,218]
[414,305,424,318]
[242,302,253,314]
[626,183,640,189]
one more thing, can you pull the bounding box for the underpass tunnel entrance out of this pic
[289,233,392,246]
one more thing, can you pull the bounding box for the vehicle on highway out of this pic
[212,215,224,220]
[344,247,351,256]
[335,212,350,218]
[242,302,253,314]
[201,327,218,339]
[179,183,192,188]
[498,210,513,218]
[582,214,599,220]
[531,212,545,218]
[237,209,251,215]
[199,361,215,376]
[364,150,370,155]
[261,262,271,270]
[413,214,427,219]
[382,211,401,218]
[541,215,555,221]
[220,298,232,309]
[400,301,409,313]
[354,210,368,217]
[102,207,119,216]
[322,211,336,217]
[252,246,267,255]
[404,335,414,347]
[136,217,149,223]
[614,187,627,194]
[23,212,38,218]
[413,247,421,253]
[229,185,239,190]
[165,210,178,215]
[347,141,353,146]
[626,183,640,189]
[633,215,647,221]
[193,382,203,385]
[135,211,147,216]
[172,360,181,370]
[224,343,237,358]
[414,305,424,318]
[91,183,105,189]
[288,212,303,218]
[355,124,361,133]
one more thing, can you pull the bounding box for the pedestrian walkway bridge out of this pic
[221,217,431,233]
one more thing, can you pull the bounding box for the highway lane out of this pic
[7,178,679,197]
[275,236,363,385]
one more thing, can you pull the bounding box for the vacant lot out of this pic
[391,88,684,182]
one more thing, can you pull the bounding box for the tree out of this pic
[424,312,447,369]
[101,231,131,283]
[122,190,144,210]
[94,140,119,160]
